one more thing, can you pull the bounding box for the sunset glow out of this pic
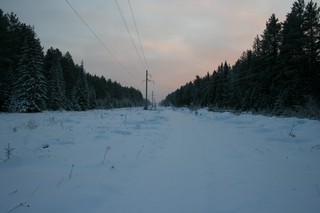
[1,0,298,100]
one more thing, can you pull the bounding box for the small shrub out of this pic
[49,117,56,125]
[4,143,14,160]
[26,120,39,129]
[101,146,111,164]
[289,121,296,138]
[69,164,75,180]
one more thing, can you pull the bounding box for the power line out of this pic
[64,0,138,81]
[114,0,147,70]
[127,0,149,70]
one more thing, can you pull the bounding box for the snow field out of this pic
[0,108,320,213]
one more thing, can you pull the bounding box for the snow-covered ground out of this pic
[1,107,320,213]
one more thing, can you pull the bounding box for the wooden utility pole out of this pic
[145,70,148,110]
[143,70,154,110]
[151,91,154,108]
[151,91,157,110]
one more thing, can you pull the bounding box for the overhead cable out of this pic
[64,0,138,80]
[114,0,147,70]
[128,0,149,70]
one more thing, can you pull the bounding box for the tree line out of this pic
[0,9,144,112]
[161,0,320,118]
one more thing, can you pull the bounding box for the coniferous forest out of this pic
[161,0,320,119]
[0,9,144,112]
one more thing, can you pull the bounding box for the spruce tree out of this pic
[0,11,24,111]
[281,0,306,63]
[45,48,66,110]
[261,14,282,63]
[0,10,11,111]
[10,26,47,112]
[277,0,306,112]
[72,61,89,111]
[252,35,262,60]
[88,85,97,109]
[61,52,76,107]
[303,1,320,66]
[259,14,282,110]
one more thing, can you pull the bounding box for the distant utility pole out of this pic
[142,70,154,110]
[152,91,157,110]
[152,91,154,108]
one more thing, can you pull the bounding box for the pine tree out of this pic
[304,1,320,63]
[10,26,47,112]
[303,0,320,101]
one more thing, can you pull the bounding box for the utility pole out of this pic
[151,91,157,110]
[145,70,148,110]
[151,91,154,108]
[143,70,154,110]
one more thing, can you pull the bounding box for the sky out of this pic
[1,0,313,101]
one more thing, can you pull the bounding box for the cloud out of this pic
[1,0,296,100]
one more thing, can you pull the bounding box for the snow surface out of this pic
[1,107,320,213]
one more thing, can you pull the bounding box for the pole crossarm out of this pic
[142,70,154,110]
